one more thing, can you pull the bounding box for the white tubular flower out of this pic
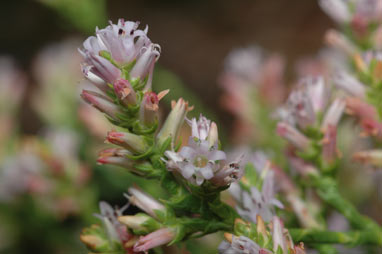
[218,235,272,254]
[130,43,161,82]
[80,51,122,85]
[276,122,310,152]
[321,98,345,131]
[332,71,366,98]
[318,0,351,24]
[125,187,166,219]
[303,76,330,114]
[272,217,287,254]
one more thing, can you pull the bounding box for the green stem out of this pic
[289,228,382,246]
[310,174,381,232]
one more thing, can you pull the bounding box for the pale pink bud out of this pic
[81,90,123,120]
[321,98,345,131]
[277,122,310,151]
[139,90,168,126]
[208,122,219,147]
[82,51,121,84]
[133,228,175,252]
[156,98,193,147]
[325,29,358,56]
[125,187,165,218]
[113,78,137,106]
[332,71,366,98]
[345,97,378,121]
[82,65,109,93]
[97,148,133,167]
[106,131,149,154]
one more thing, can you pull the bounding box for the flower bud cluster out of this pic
[276,76,344,169]
[229,151,284,223]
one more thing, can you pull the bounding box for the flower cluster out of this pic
[229,151,283,223]
[277,76,345,170]
[77,8,382,254]
[165,114,243,186]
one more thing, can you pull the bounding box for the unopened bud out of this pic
[118,214,161,234]
[276,122,310,151]
[125,187,166,219]
[82,65,109,93]
[106,131,149,154]
[156,98,193,147]
[332,71,366,98]
[208,122,219,147]
[139,90,168,126]
[325,29,358,56]
[81,90,123,120]
[83,51,121,84]
[114,78,137,106]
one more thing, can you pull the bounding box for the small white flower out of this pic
[229,152,284,223]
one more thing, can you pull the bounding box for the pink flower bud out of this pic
[97,148,133,167]
[139,90,168,126]
[113,78,137,106]
[81,90,123,120]
[277,122,310,151]
[106,131,148,154]
[325,29,358,56]
[133,228,175,252]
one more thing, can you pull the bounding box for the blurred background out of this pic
[0,0,333,134]
[2,1,379,254]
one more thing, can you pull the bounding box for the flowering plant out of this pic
[78,1,382,252]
